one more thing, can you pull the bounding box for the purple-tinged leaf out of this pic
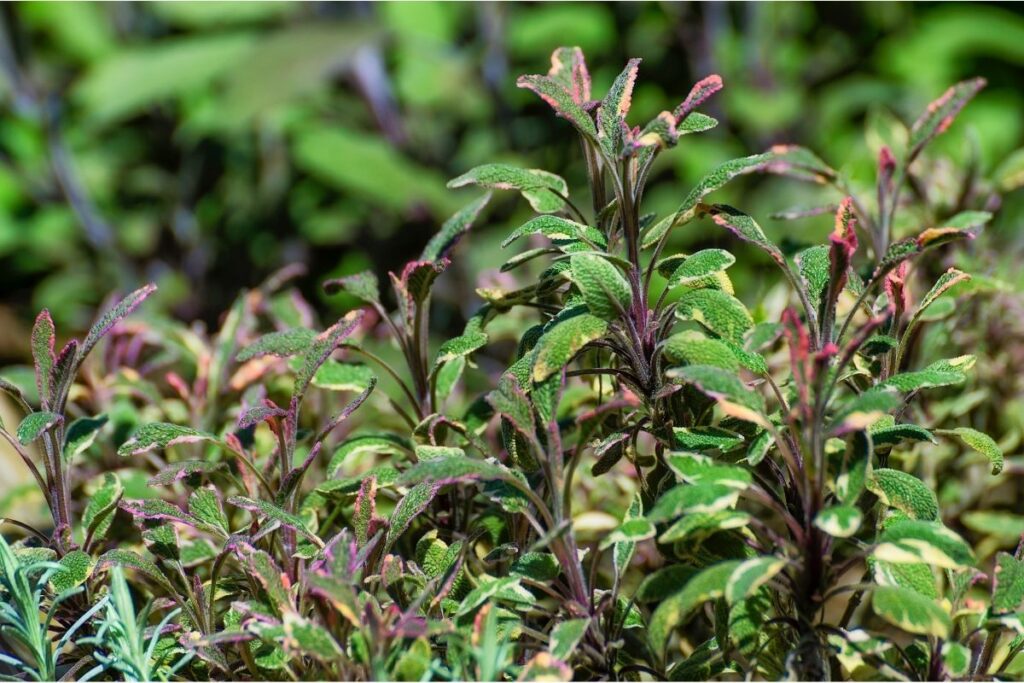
[232,541,293,615]
[16,411,62,445]
[909,268,971,330]
[421,193,492,262]
[30,310,56,408]
[277,443,321,506]
[49,340,78,402]
[96,549,177,597]
[674,74,724,122]
[238,404,287,430]
[706,205,785,266]
[546,46,591,105]
[80,283,157,361]
[147,460,226,487]
[313,378,376,446]
[236,328,316,363]
[292,310,364,403]
[353,477,380,547]
[120,498,200,529]
[118,422,218,457]
[227,496,323,548]
[598,58,640,158]
[397,455,515,488]
[384,482,439,552]
[322,270,380,305]
[907,78,986,163]
[517,69,598,139]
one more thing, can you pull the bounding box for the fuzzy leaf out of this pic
[397,456,514,488]
[81,284,157,360]
[659,510,751,544]
[663,249,736,289]
[993,553,1024,613]
[531,311,608,382]
[599,518,655,551]
[874,519,974,569]
[448,164,568,214]
[672,426,744,452]
[550,618,589,661]
[872,586,952,638]
[323,270,380,304]
[118,423,218,457]
[598,58,640,157]
[384,483,439,552]
[189,488,229,537]
[570,253,632,320]
[665,452,752,490]
[706,205,785,265]
[326,434,409,478]
[237,328,316,362]
[649,561,741,652]
[49,550,93,594]
[795,245,831,312]
[31,311,56,406]
[870,423,936,447]
[647,483,739,522]
[293,311,364,401]
[867,469,939,521]
[147,460,225,487]
[517,69,598,139]
[725,556,787,605]
[909,268,970,329]
[312,362,374,392]
[282,612,343,661]
[907,78,986,162]
[455,576,535,617]
[669,365,765,414]
[97,549,177,597]
[63,414,108,462]
[939,427,1003,475]
[510,552,560,582]
[881,356,972,392]
[17,411,62,445]
[83,473,122,545]
[227,496,323,548]
[676,289,752,345]
[814,505,863,538]
[421,193,491,262]
[502,215,604,249]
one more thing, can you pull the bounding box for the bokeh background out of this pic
[0,0,1022,559]
[1,1,1022,349]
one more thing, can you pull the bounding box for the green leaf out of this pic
[830,388,901,434]
[705,206,785,266]
[814,505,863,538]
[874,519,974,569]
[293,311,364,401]
[909,268,970,329]
[82,472,122,545]
[63,414,108,462]
[118,422,218,457]
[421,193,492,262]
[938,427,1003,475]
[531,311,608,382]
[866,469,939,520]
[649,561,741,653]
[517,73,598,139]
[49,551,93,595]
[665,452,752,490]
[397,456,514,488]
[282,612,344,662]
[17,411,62,445]
[30,310,55,406]
[237,328,316,363]
[323,270,380,305]
[312,362,375,392]
[550,618,589,661]
[455,576,535,617]
[510,552,560,582]
[882,357,972,392]
[907,78,986,162]
[663,331,738,371]
[870,423,936,447]
[795,245,831,312]
[676,289,753,344]
[96,549,177,597]
[597,58,640,157]
[326,434,409,478]
[599,518,655,551]
[942,642,971,678]
[384,483,439,552]
[613,494,643,580]
[659,510,751,544]
[662,249,736,290]
[994,553,1024,613]
[227,496,323,548]
[871,586,952,638]
[146,460,225,487]
[725,556,787,605]
[570,253,632,320]
[502,215,604,249]
[189,488,229,537]
[447,164,568,214]
[963,511,1024,543]
[669,365,765,414]
[81,284,158,361]
[672,426,744,452]
[647,483,740,522]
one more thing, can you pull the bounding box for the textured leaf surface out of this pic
[532,311,608,382]
[81,284,157,359]
[502,215,603,249]
[993,553,1024,613]
[867,469,939,520]
[659,510,751,544]
[83,472,122,544]
[17,411,61,445]
[31,311,56,406]
[237,329,316,362]
[550,618,589,661]
[118,422,218,457]
[385,483,439,551]
[49,551,93,594]
[312,362,375,392]
[517,70,598,138]
[872,586,951,638]
[665,452,752,490]
[874,519,974,569]
[570,253,632,320]
[707,206,784,265]
[421,193,491,262]
[672,426,744,452]
[663,249,736,289]
[448,164,568,214]
[670,365,765,413]
[939,427,1003,475]
[814,505,863,538]
[725,556,786,604]
[649,561,740,652]
[599,518,655,551]
[64,414,108,462]
[907,78,986,162]
[397,456,514,488]
[322,270,380,304]
[227,496,323,547]
[676,289,752,344]
[647,483,739,522]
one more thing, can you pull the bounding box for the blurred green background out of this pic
[0,1,1022,360]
